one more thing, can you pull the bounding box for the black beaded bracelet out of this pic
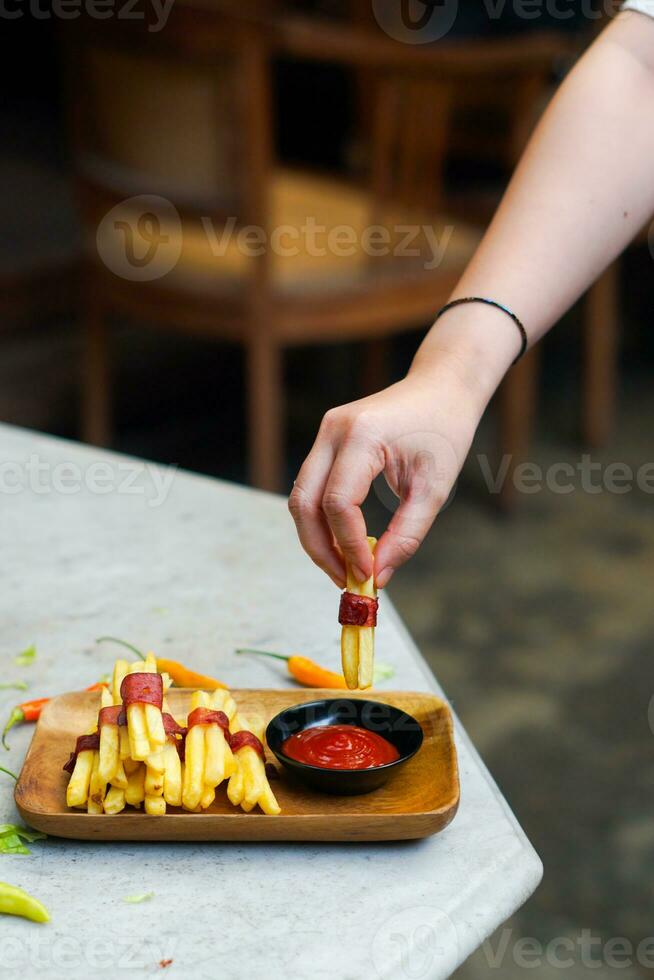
[434,297,528,365]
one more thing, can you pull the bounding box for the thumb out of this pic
[374,450,452,587]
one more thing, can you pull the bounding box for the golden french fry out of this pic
[145,749,165,775]
[162,741,182,807]
[241,750,266,811]
[341,627,359,689]
[124,757,139,775]
[199,785,215,810]
[144,795,166,816]
[358,629,374,690]
[210,689,238,721]
[66,749,94,808]
[227,768,244,807]
[259,785,281,816]
[111,760,128,790]
[127,703,150,761]
[182,724,205,811]
[103,786,126,815]
[98,684,120,784]
[125,763,145,807]
[112,659,129,706]
[341,536,377,690]
[119,726,131,761]
[145,764,164,797]
[88,751,106,810]
[98,722,120,784]
[144,703,166,753]
[204,724,226,787]
[209,690,235,776]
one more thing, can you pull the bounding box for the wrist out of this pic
[409,301,523,405]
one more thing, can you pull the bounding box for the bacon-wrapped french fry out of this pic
[181,692,206,811]
[98,687,120,784]
[340,536,378,690]
[65,735,95,808]
[227,712,280,816]
[123,657,165,761]
[64,655,282,816]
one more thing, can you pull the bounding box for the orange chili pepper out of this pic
[235,649,347,689]
[96,637,226,690]
[2,684,106,750]
[154,659,226,691]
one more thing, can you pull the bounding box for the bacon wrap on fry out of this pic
[98,705,125,728]
[63,732,100,773]
[229,730,265,760]
[162,713,186,737]
[120,672,164,708]
[186,707,230,734]
[338,592,379,628]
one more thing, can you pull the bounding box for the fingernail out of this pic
[352,565,368,583]
[376,567,394,589]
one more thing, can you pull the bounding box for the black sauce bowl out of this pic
[266,698,424,795]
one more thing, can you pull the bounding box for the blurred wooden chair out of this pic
[63,9,573,491]
[0,157,79,324]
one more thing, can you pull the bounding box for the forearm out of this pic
[413,11,654,398]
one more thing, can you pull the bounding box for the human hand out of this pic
[288,337,503,589]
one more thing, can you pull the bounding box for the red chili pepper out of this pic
[2,683,106,750]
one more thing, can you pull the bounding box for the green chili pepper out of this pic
[0,881,50,922]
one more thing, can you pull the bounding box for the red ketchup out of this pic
[282,724,400,770]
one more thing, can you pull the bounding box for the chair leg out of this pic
[361,338,391,396]
[246,334,283,492]
[497,345,540,512]
[82,296,112,447]
[582,262,619,448]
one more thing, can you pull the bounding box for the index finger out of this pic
[321,441,383,583]
[289,440,345,587]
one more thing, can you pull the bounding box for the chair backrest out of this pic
[61,8,275,233]
[365,35,578,217]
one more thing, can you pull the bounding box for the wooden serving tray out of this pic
[15,689,459,842]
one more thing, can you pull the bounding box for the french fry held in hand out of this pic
[340,536,378,690]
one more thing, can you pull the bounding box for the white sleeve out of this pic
[622,0,654,16]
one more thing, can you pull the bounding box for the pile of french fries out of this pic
[341,536,378,690]
[65,654,280,816]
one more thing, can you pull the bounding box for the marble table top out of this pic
[0,424,542,980]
